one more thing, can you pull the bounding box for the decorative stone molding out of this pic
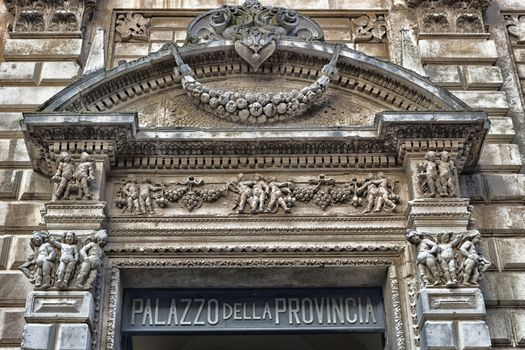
[5,0,96,35]
[407,229,490,288]
[19,230,108,291]
[22,112,489,175]
[115,12,150,42]
[407,0,491,34]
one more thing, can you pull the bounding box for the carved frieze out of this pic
[505,15,525,44]
[407,229,490,288]
[408,0,490,34]
[417,151,458,198]
[351,14,387,42]
[112,173,401,216]
[5,0,96,34]
[20,230,108,291]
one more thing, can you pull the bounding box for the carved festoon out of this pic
[417,150,458,198]
[20,230,108,291]
[113,173,401,215]
[115,12,150,42]
[407,0,490,34]
[5,0,96,33]
[52,151,95,200]
[407,229,490,288]
[166,41,344,124]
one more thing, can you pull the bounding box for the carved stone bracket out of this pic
[5,0,96,35]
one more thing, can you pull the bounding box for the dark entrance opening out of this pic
[129,333,384,350]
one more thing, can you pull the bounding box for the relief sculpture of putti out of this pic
[407,229,490,288]
[417,150,458,198]
[114,173,401,215]
[20,230,108,291]
[52,151,96,200]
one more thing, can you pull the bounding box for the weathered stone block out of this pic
[464,66,503,89]
[0,170,21,199]
[324,29,352,41]
[19,170,52,201]
[21,324,54,350]
[496,239,525,270]
[0,309,25,344]
[9,235,30,269]
[25,292,94,327]
[484,174,525,202]
[0,87,63,111]
[479,144,522,173]
[486,308,512,345]
[480,272,525,306]
[419,39,498,64]
[0,274,33,306]
[457,321,491,349]
[55,324,91,350]
[452,91,509,115]
[487,116,515,143]
[472,204,525,233]
[424,65,462,87]
[150,17,191,28]
[0,236,11,269]
[355,43,387,58]
[41,62,80,83]
[512,310,525,345]
[0,62,36,83]
[1,203,43,231]
[514,48,525,63]
[0,140,29,165]
[459,174,486,202]
[4,39,82,61]
[114,42,149,56]
[0,113,22,137]
[150,30,173,41]
[420,320,456,349]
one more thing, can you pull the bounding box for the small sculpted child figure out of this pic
[76,230,108,289]
[52,232,79,289]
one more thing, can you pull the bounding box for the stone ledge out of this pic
[419,39,498,64]
[4,39,82,62]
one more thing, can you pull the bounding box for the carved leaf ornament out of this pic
[506,15,525,43]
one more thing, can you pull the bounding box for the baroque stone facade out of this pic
[0,0,524,349]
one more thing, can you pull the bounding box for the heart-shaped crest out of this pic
[234,40,276,72]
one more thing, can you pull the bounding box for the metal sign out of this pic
[122,288,385,333]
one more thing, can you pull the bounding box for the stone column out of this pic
[405,151,492,350]
[20,152,109,350]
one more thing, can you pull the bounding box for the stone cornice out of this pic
[22,111,489,175]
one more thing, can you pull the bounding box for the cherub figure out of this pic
[230,174,258,213]
[417,151,441,198]
[252,174,269,213]
[75,230,108,289]
[407,230,442,286]
[51,232,79,289]
[139,179,163,214]
[436,231,462,287]
[436,151,457,197]
[122,175,140,214]
[19,231,56,288]
[73,152,95,199]
[52,152,76,199]
[459,230,490,286]
[266,177,294,213]
[358,173,398,213]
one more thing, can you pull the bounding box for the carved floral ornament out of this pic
[5,0,96,33]
[114,173,401,215]
[505,14,525,43]
[407,0,490,34]
[20,230,107,291]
